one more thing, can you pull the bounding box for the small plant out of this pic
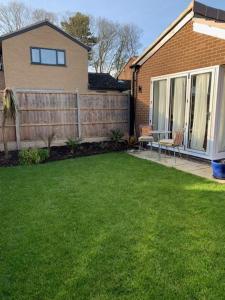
[38,149,50,162]
[39,132,56,152]
[97,142,107,150]
[109,129,124,143]
[128,135,137,146]
[19,148,49,165]
[65,138,81,154]
[19,149,41,165]
[1,88,16,159]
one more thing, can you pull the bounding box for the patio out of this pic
[129,149,225,183]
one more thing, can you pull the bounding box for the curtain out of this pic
[191,73,210,151]
[218,75,225,152]
[153,82,159,129]
[157,80,167,131]
[172,77,186,132]
[153,80,166,131]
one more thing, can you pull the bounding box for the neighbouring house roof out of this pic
[117,56,138,78]
[88,73,131,92]
[132,1,225,67]
[0,20,90,51]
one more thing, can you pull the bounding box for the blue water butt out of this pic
[212,160,225,180]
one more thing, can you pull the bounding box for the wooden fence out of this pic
[0,91,129,150]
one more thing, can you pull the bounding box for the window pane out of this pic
[57,51,65,65]
[152,80,167,138]
[31,48,40,63]
[169,77,186,134]
[41,49,57,65]
[188,73,211,151]
[218,75,225,152]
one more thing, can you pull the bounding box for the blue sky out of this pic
[2,0,225,51]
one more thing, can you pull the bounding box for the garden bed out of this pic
[0,141,129,167]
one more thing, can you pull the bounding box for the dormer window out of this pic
[31,47,66,66]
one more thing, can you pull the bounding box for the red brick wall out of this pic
[135,20,225,129]
[118,57,137,81]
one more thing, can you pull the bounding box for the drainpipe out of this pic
[130,64,140,136]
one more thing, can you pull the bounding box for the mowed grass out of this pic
[1,153,225,300]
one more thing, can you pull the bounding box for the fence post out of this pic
[76,89,81,139]
[127,91,131,137]
[13,89,21,150]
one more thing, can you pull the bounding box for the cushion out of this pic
[138,136,154,142]
[159,139,174,146]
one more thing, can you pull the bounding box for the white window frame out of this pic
[149,65,221,160]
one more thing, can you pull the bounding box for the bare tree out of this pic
[91,18,142,75]
[91,18,118,73]
[113,24,142,76]
[0,1,31,34]
[0,1,58,34]
[32,9,58,24]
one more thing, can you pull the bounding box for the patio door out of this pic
[152,79,167,132]
[169,76,187,135]
[187,72,212,153]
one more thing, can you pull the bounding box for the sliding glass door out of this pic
[151,68,214,155]
[218,74,225,152]
[187,72,212,152]
[169,76,187,135]
[152,79,167,132]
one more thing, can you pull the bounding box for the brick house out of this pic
[117,56,138,81]
[0,20,128,94]
[0,20,90,93]
[132,0,225,160]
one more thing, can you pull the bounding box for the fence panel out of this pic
[17,92,79,145]
[79,94,129,138]
[0,91,129,150]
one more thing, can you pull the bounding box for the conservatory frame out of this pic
[149,65,225,160]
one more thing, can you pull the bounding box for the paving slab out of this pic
[128,150,225,184]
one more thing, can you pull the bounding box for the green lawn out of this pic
[1,153,225,300]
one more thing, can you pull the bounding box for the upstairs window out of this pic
[31,47,66,66]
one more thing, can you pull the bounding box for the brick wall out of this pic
[118,57,137,81]
[135,20,225,129]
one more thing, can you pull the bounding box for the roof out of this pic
[88,73,131,92]
[193,1,225,21]
[117,56,138,78]
[132,1,225,67]
[0,20,90,51]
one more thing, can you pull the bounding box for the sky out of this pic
[2,0,225,52]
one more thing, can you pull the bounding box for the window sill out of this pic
[31,63,67,67]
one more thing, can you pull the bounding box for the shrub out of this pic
[128,135,137,146]
[39,132,56,152]
[19,148,49,165]
[38,149,50,162]
[109,129,124,143]
[65,138,81,154]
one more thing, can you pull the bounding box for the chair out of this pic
[138,125,154,152]
[159,130,184,161]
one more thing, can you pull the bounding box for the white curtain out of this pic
[153,80,166,131]
[172,77,186,132]
[157,80,167,131]
[191,73,210,151]
[153,82,159,129]
[218,75,225,152]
